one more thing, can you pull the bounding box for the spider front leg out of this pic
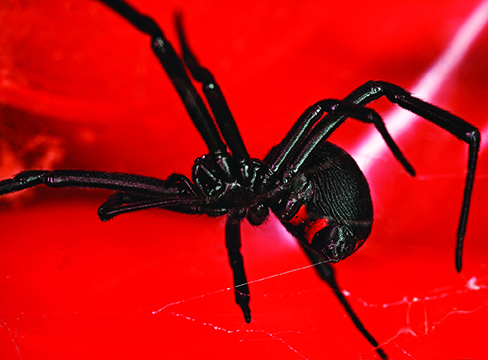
[96,172,229,220]
[97,191,227,220]
[225,215,251,323]
[0,169,227,220]
[0,170,166,197]
[97,187,252,322]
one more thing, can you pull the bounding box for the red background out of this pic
[1,0,487,359]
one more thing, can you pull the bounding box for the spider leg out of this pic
[225,215,251,323]
[365,81,479,273]
[278,80,479,272]
[266,99,414,177]
[97,0,236,182]
[0,169,226,220]
[0,170,167,197]
[97,191,226,220]
[343,81,479,272]
[301,245,388,360]
[175,14,252,184]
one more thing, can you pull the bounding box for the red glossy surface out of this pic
[1,1,488,359]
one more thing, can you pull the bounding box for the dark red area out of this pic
[1,1,487,359]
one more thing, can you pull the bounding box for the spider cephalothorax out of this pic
[0,1,479,359]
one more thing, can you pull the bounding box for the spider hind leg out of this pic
[301,245,388,360]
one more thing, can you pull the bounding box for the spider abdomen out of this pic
[278,142,373,262]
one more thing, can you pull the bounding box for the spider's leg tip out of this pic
[97,208,114,222]
[239,305,251,323]
[234,289,251,322]
[376,347,389,360]
[456,260,462,273]
[244,313,251,323]
[407,166,416,177]
[401,159,415,177]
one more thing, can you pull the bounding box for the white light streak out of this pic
[352,0,488,173]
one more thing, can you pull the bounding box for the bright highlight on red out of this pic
[352,0,488,174]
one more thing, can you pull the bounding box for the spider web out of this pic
[1,206,487,360]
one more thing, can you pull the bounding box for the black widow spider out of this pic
[0,0,480,358]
